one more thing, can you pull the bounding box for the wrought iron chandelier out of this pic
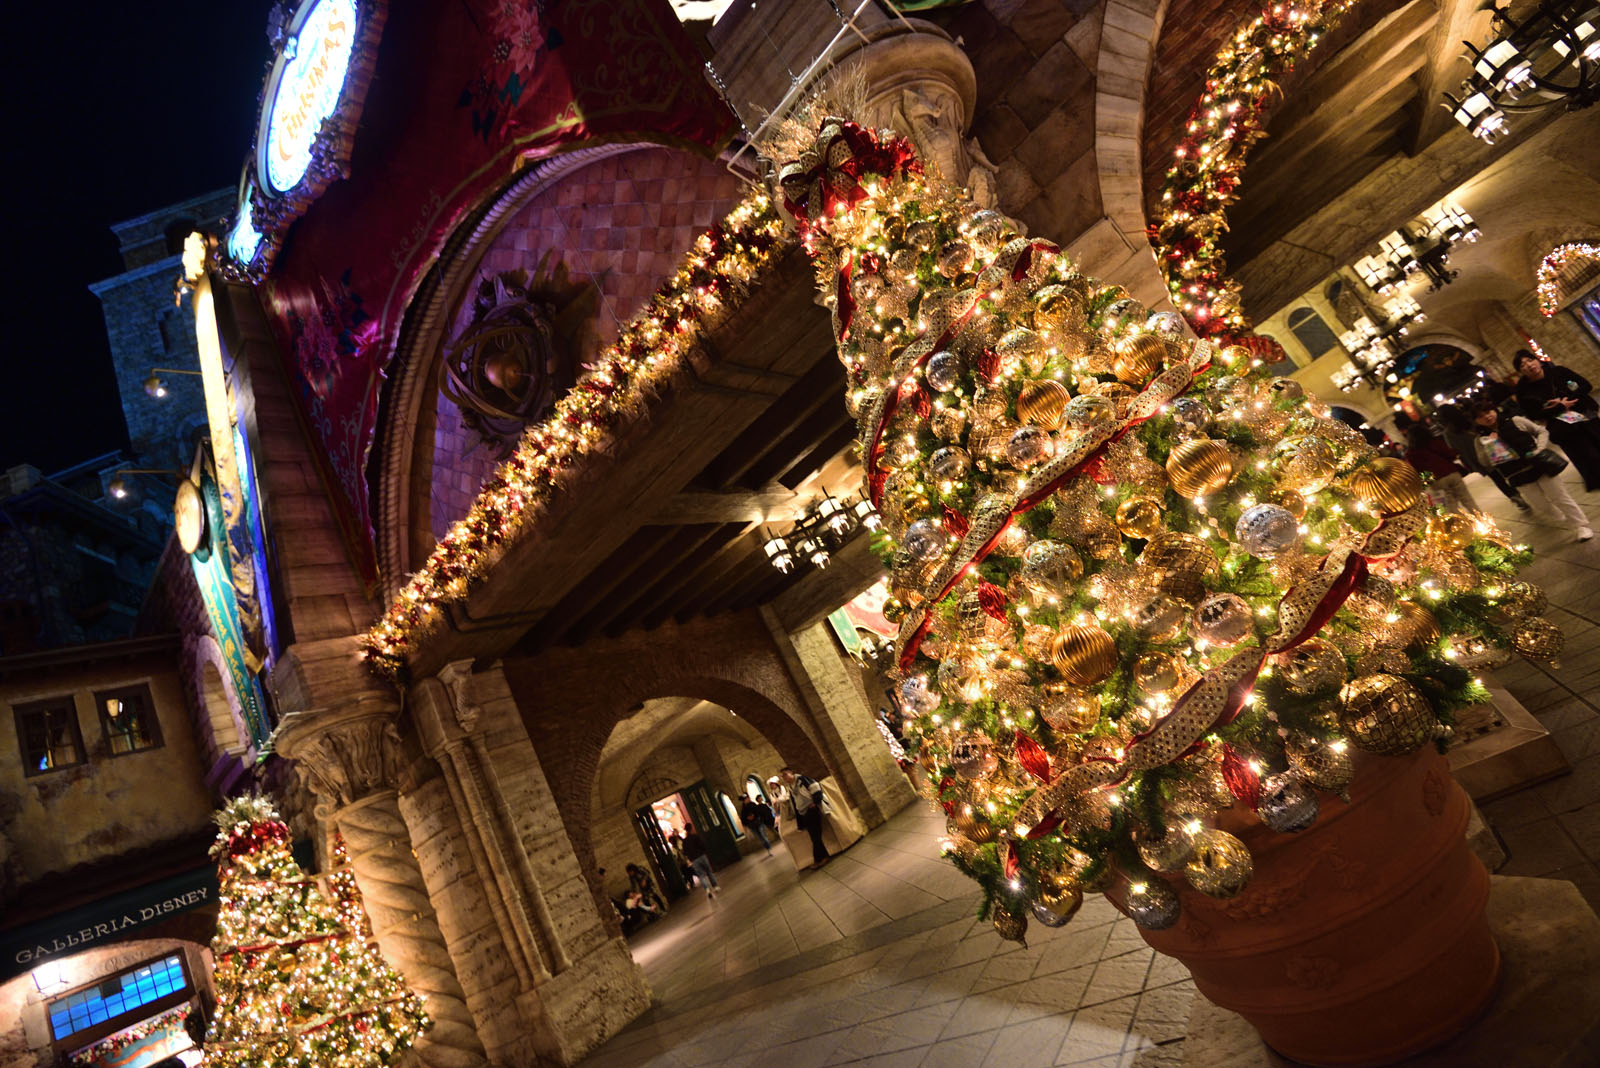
[1353,203,1480,294]
[1445,0,1598,143]
[762,493,880,573]
[1331,294,1426,392]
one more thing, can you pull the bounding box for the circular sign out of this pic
[258,0,359,195]
[175,479,208,555]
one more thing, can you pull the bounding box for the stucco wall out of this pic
[0,661,214,892]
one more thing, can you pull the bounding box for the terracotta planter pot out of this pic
[1116,746,1499,1067]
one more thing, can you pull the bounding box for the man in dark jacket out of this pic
[740,796,774,854]
[681,825,719,900]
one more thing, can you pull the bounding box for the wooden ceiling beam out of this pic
[704,357,845,489]
[634,523,760,629]
[662,529,768,624]
[738,403,852,490]
[649,487,806,524]
[1245,38,1431,197]
[696,552,782,618]
[772,420,858,491]
[1406,0,1492,156]
[596,523,738,639]
[1230,89,1417,263]
[559,523,726,646]
[508,526,674,655]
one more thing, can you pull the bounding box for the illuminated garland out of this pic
[70,1005,192,1067]
[362,193,790,679]
[1149,0,1355,340]
[1536,241,1600,317]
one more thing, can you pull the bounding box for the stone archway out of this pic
[503,629,835,929]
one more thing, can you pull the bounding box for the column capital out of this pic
[274,696,404,809]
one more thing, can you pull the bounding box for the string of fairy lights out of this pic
[1536,240,1600,317]
[1150,0,1356,339]
[361,195,790,679]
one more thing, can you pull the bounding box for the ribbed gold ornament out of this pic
[1113,333,1167,386]
[1165,439,1234,498]
[1338,673,1435,756]
[1115,496,1164,538]
[1348,457,1424,514]
[1016,379,1070,429]
[1390,600,1441,650]
[1050,624,1118,685]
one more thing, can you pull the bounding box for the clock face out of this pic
[175,478,207,556]
[259,0,359,195]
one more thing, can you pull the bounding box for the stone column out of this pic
[275,693,488,1068]
[760,608,915,829]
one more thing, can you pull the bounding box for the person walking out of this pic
[740,795,774,855]
[681,824,719,900]
[1471,402,1593,542]
[1437,403,1529,510]
[780,767,831,869]
[1401,420,1478,512]
[1513,350,1600,491]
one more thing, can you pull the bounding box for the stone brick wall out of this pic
[419,147,747,547]
[90,189,233,474]
[939,0,1111,244]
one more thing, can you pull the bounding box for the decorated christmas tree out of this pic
[776,118,1562,942]
[203,797,429,1068]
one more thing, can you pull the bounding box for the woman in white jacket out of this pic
[1471,403,1593,542]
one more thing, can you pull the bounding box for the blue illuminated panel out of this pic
[49,955,187,1040]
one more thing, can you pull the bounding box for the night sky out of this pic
[0,0,274,473]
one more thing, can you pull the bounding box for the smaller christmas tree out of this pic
[203,797,429,1068]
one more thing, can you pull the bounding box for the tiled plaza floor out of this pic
[587,467,1600,1068]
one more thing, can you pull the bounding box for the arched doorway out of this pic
[588,691,825,928]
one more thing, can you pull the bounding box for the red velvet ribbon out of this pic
[781,121,921,238]
[837,250,856,342]
[1014,729,1052,784]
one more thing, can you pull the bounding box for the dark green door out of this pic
[681,781,741,868]
[633,806,688,901]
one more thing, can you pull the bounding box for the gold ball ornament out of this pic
[1133,652,1180,694]
[997,328,1048,375]
[1113,333,1167,386]
[1115,496,1164,539]
[1016,379,1070,429]
[1270,488,1309,520]
[1338,674,1435,756]
[1510,617,1565,664]
[1184,829,1254,899]
[1286,737,1355,793]
[1166,439,1234,499]
[1038,685,1101,733]
[1051,625,1118,685]
[1030,876,1085,927]
[1019,540,1083,601]
[1033,284,1087,335]
[991,901,1029,946]
[1431,512,1476,550]
[932,405,967,442]
[1273,436,1338,494]
[1348,457,1424,514]
[1279,639,1346,695]
[1140,531,1220,603]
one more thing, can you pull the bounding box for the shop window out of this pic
[48,954,189,1042]
[95,684,163,756]
[14,697,85,776]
